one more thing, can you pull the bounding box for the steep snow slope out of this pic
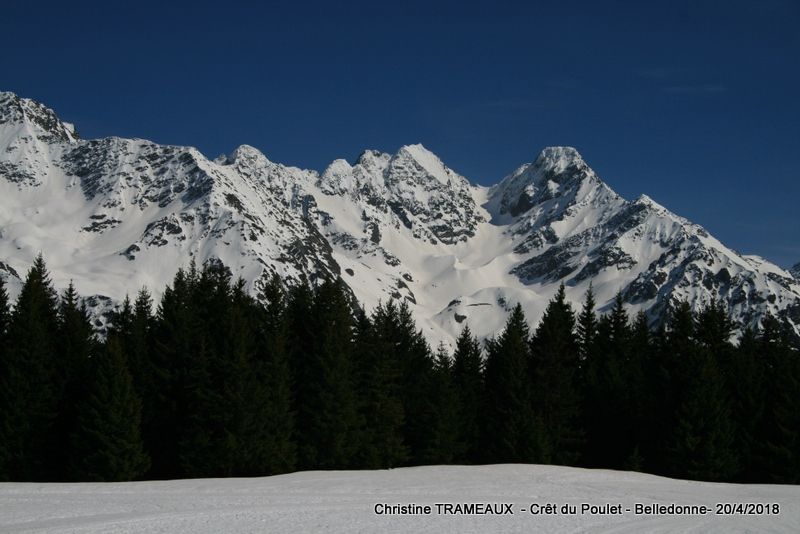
[0,91,798,345]
[0,92,346,329]
[0,465,797,533]
[485,148,800,336]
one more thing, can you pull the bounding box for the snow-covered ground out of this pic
[0,465,797,533]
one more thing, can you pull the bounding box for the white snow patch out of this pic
[0,465,797,533]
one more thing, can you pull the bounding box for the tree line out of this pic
[0,255,798,483]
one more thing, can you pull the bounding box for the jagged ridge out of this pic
[0,91,798,345]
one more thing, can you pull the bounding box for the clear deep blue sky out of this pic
[3,0,799,266]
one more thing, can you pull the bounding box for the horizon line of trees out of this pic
[0,255,798,484]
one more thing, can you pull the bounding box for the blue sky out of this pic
[3,0,799,266]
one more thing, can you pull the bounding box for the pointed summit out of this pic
[225,144,270,165]
[355,149,390,166]
[388,143,466,188]
[0,91,77,145]
[791,262,800,280]
[1,91,79,187]
[319,158,355,195]
[491,146,605,217]
[353,149,391,182]
[394,144,451,184]
[533,146,585,175]
[634,193,668,212]
[0,91,798,348]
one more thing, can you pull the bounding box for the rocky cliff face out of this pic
[1,91,798,345]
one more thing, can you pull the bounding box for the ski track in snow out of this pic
[0,465,798,533]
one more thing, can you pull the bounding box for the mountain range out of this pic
[1,91,798,346]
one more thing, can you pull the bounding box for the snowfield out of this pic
[2,91,800,348]
[0,465,797,533]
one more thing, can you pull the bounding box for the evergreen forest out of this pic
[0,255,798,484]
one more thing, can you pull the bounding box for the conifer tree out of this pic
[582,293,635,469]
[125,289,156,443]
[630,311,650,348]
[0,277,9,359]
[113,295,135,343]
[646,300,694,474]
[177,262,235,477]
[482,303,535,463]
[58,282,93,364]
[0,277,9,345]
[667,349,738,481]
[576,283,597,361]
[147,267,195,478]
[221,278,276,476]
[530,284,582,465]
[177,262,264,477]
[68,337,149,481]
[54,281,94,479]
[0,277,11,480]
[608,292,629,345]
[729,328,766,481]
[451,325,483,463]
[757,314,800,483]
[365,300,436,465]
[625,311,651,470]
[665,300,695,357]
[393,301,438,465]
[284,278,318,468]
[249,273,296,474]
[695,299,735,356]
[577,287,601,467]
[303,278,361,469]
[352,306,406,468]
[418,344,460,464]
[0,254,61,480]
[120,289,155,387]
[664,301,738,480]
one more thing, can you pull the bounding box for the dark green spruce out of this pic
[68,337,149,481]
[529,284,582,465]
[0,255,61,480]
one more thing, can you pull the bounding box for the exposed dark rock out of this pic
[121,244,141,260]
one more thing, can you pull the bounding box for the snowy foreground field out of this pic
[1,465,798,533]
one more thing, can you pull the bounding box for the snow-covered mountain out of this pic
[1,91,798,345]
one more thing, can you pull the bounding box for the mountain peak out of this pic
[0,91,77,144]
[0,91,20,112]
[221,144,271,168]
[355,149,390,167]
[393,143,455,186]
[397,143,435,160]
[2,91,798,347]
[319,158,355,195]
[534,146,584,170]
[491,146,601,217]
[634,193,667,211]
